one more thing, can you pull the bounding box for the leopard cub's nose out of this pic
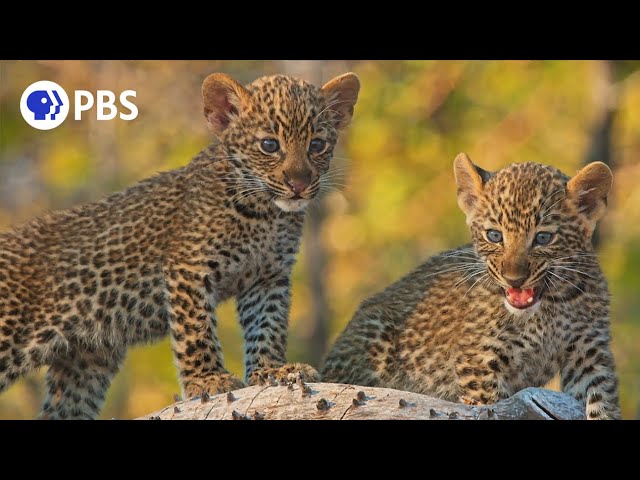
[285,178,310,195]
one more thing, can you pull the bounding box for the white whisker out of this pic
[313,99,350,121]
[547,270,585,295]
[553,265,598,280]
[464,273,489,297]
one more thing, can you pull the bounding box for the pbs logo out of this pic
[20,80,138,130]
[20,80,70,130]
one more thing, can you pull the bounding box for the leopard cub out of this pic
[0,71,360,419]
[322,153,620,419]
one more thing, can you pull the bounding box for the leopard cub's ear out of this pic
[566,161,613,234]
[321,73,360,130]
[453,153,492,217]
[202,73,251,137]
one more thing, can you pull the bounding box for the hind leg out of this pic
[38,347,125,420]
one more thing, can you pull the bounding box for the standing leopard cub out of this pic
[0,71,360,419]
[322,153,620,419]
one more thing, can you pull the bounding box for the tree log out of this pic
[138,383,585,420]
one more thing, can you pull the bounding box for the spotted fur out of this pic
[322,153,621,420]
[0,72,360,419]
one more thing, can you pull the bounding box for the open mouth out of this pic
[504,287,542,309]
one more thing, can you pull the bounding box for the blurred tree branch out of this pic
[586,60,619,248]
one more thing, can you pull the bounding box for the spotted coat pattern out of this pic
[322,155,621,419]
[0,72,360,419]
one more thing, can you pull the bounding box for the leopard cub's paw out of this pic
[183,373,246,399]
[248,363,320,385]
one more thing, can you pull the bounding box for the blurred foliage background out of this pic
[0,60,639,419]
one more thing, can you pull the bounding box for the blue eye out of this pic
[486,229,503,243]
[535,232,553,246]
[309,138,327,154]
[260,138,279,154]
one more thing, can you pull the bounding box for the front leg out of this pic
[237,271,319,384]
[561,327,621,420]
[167,266,245,398]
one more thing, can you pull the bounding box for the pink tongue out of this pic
[506,288,535,307]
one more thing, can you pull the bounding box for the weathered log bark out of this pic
[138,383,585,420]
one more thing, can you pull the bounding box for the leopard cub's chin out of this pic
[274,198,311,212]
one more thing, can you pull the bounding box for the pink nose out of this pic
[286,178,310,195]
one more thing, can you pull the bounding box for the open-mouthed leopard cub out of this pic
[0,71,360,419]
[322,153,620,419]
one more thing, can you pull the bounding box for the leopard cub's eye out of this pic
[308,138,327,154]
[486,229,503,243]
[260,139,280,154]
[534,231,553,246]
